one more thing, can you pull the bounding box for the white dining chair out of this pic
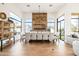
[31,32,37,40]
[73,40,79,56]
[42,32,49,40]
[49,33,55,42]
[37,32,42,40]
[20,34,26,42]
[25,32,31,43]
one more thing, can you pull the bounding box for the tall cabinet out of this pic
[0,12,15,51]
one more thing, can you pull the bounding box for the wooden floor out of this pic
[0,40,75,56]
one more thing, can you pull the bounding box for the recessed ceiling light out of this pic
[38,5,40,8]
[49,4,53,7]
[1,3,5,5]
[26,5,30,7]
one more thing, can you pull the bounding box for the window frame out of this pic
[71,15,79,33]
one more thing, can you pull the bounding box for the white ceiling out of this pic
[13,3,65,13]
[0,3,65,13]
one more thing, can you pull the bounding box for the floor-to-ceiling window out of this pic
[9,12,22,40]
[24,18,32,32]
[47,18,55,33]
[71,15,79,33]
[57,16,65,41]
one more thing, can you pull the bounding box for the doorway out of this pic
[57,16,65,41]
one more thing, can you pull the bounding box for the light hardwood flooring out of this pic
[0,40,75,56]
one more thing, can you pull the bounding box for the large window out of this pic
[57,16,65,40]
[24,18,32,32]
[9,12,22,33]
[71,15,79,33]
[47,18,55,33]
[9,12,22,40]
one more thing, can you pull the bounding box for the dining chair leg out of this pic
[25,39,29,44]
[25,39,27,44]
[53,40,54,44]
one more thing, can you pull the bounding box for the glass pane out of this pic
[10,12,21,22]
[47,23,55,33]
[25,18,32,32]
[25,23,32,32]
[57,16,64,40]
[47,18,55,33]
[9,13,21,33]
[48,19,54,22]
[71,18,78,32]
[71,16,79,18]
[58,22,60,32]
[58,16,64,21]
[26,23,32,28]
[9,12,22,40]
[61,21,65,37]
[48,23,54,28]
[61,21,64,29]
[71,19,78,27]
[25,19,32,22]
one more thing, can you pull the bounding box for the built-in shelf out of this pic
[0,19,15,51]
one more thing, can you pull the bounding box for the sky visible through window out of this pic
[25,18,32,32]
[58,16,64,30]
[47,18,55,32]
[9,12,21,32]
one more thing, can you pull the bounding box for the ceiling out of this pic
[0,3,65,13]
[13,3,65,13]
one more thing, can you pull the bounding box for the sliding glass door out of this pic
[57,16,65,41]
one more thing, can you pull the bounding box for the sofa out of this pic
[65,33,79,56]
[65,33,79,45]
[65,35,78,45]
[73,40,79,56]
